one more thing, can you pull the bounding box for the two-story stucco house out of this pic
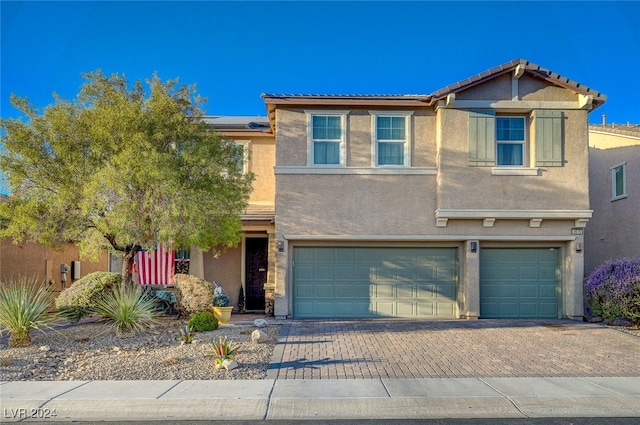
[1,59,608,321]
[262,58,606,320]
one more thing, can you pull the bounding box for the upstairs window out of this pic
[231,142,249,174]
[308,112,346,165]
[371,112,413,166]
[612,163,627,201]
[496,117,525,166]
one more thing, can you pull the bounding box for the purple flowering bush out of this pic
[585,257,640,327]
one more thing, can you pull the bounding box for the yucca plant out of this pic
[0,277,57,346]
[209,336,239,366]
[90,286,160,335]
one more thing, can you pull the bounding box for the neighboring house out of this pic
[585,123,640,276]
[0,239,109,297]
[263,58,606,320]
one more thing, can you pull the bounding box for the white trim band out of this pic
[275,166,437,175]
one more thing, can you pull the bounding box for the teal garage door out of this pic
[293,247,458,318]
[480,248,560,318]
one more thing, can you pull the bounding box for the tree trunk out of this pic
[121,245,141,291]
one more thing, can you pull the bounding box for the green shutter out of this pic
[468,110,496,166]
[534,110,563,167]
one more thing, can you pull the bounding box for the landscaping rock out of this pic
[254,319,269,328]
[612,318,632,327]
[222,359,238,371]
[588,316,603,323]
[251,329,268,343]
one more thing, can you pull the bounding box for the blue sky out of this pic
[1,1,639,125]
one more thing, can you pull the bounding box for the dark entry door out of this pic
[245,238,268,311]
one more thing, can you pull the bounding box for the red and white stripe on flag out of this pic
[135,244,175,285]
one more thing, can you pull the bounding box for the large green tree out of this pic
[0,71,253,288]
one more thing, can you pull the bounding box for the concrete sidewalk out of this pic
[2,377,640,421]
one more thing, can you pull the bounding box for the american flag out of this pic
[135,244,175,285]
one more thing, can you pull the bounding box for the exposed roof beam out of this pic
[579,94,593,110]
[446,93,456,108]
[513,64,525,80]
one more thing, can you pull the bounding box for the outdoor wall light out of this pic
[277,240,284,252]
[470,242,478,253]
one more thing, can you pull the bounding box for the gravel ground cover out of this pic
[0,317,281,381]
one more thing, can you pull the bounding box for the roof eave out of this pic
[430,59,607,108]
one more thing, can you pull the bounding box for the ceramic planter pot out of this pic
[212,306,233,323]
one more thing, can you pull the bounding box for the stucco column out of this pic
[264,231,277,316]
[460,240,480,319]
[564,239,585,320]
[189,246,205,280]
[274,238,289,319]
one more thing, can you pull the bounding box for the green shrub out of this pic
[173,274,216,315]
[90,286,160,335]
[0,277,57,346]
[188,311,218,332]
[55,272,122,322]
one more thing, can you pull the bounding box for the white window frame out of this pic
[611,162,627,201]
[232,140,249,174]
[306,110,348,167]
[370,111,413,167]
[495,116,526,167]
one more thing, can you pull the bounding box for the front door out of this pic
[245,238,268,311]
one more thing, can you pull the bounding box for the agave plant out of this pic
[90,286,160,335]
[0,277,57,346]
[177,325,196,344]
[210,336,239,366]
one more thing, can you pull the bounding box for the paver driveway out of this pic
[268,319,640,379]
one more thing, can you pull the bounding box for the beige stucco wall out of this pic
[0,239,108,294]
[436,105,590,212]
[276,174,438,237]
[203,246,242,310]
[275,109,437,168]
[585,132,640,276]
[456,74,578,103]
[246,135,275,207]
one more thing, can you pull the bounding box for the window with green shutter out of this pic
[468,110,496,166]
[611,163,627,201]
[534,110,563,167]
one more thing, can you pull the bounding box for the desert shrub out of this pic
[188,311,219,332]
[0,277,57,346]
[90,286,160,335]
[55,272,122,322]
[173,274,216,315]
[586,257,640,327]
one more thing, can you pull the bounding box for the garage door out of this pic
[293,247,457,318]
[480,248,559,318]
